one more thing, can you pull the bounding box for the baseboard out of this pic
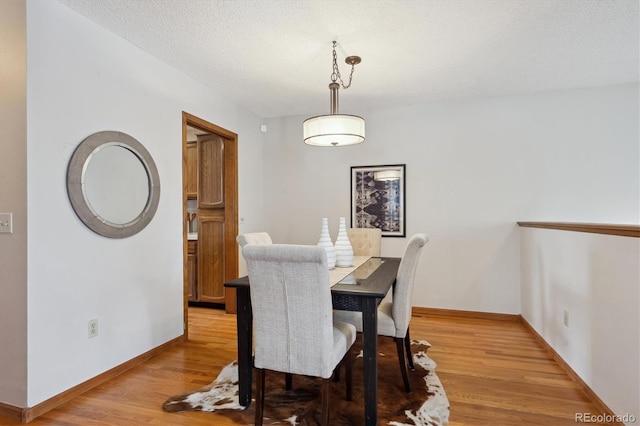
[412,306,521,322]
[519,318,623,426]
[0,401,25,423]
[3,334,185,424]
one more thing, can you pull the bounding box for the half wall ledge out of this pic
[517,222,640,238]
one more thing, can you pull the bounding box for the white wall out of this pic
[521,228,639,423]
[23,0,263,407]
[263,83,639,314]
[0,0,28,408]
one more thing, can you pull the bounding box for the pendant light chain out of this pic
[330,41,357,89]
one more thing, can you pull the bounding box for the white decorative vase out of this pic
[335,217,354,268]
[317,218,336,269]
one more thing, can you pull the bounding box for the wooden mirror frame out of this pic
[67,131,161,238]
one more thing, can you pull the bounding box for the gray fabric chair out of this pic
[242,244,356,426]
[333,233,428,393]
[236,232,273,247]
[347,227,382,256]
[237,232,299,390]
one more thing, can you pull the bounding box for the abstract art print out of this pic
[351,164,405,237]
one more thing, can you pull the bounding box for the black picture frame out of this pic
[351,164,406,237]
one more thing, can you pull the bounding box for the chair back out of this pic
[242,244,336,378]
[347,228,382,256]
[236,232,273,247]
[392,234,428,337]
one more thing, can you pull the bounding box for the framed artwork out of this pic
[351,164,406,237]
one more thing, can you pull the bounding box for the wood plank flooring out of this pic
[1,307,615,425]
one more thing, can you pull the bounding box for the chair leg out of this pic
[320,378,330,425]
[285,373,292,390]
[255,368,265,426]
[405,327,415,371]
[395,337,411,393]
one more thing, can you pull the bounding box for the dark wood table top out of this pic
[225,256,400,299]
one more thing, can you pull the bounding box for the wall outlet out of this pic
[563,310,569,328]
[88,319,98,338]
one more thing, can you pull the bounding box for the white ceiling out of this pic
[58,0,639,119]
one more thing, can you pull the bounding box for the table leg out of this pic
[236,287,253,407]
[361,297,379,425]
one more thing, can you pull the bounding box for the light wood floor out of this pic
[1,307,613,425]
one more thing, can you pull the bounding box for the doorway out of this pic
[182,112,238,338]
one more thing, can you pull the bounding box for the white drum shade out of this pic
[303,114,365,146]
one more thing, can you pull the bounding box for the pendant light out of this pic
[303,41,365,147]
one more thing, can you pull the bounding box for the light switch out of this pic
[0,213,13,234]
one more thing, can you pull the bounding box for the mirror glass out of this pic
[67,131,160,238]
[83,144,150,225]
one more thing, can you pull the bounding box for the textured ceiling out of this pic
[58,0,639,119]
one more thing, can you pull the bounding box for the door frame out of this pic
[182,111,238,338]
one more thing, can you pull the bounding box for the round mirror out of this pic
[67,131,161,238]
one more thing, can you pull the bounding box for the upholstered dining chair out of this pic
[237,231,289,389]
[237,232,298,391]
[347,227,382,256]
[334,233,428,393]
[242,244,356,426]
[236,232,273,247]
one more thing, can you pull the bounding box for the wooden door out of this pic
[185,142,197,199]
[187,241,197,301]
[196,133,226,304]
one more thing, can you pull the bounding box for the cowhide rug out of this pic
[163,335,449,425]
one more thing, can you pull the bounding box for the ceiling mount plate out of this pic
[345,56,361,66]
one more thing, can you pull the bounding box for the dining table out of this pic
[224,255,401,425]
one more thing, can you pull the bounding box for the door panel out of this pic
[186,142,197,199]
[187,241,197,301]
[197,212,225,303]
[197,134,224,208]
